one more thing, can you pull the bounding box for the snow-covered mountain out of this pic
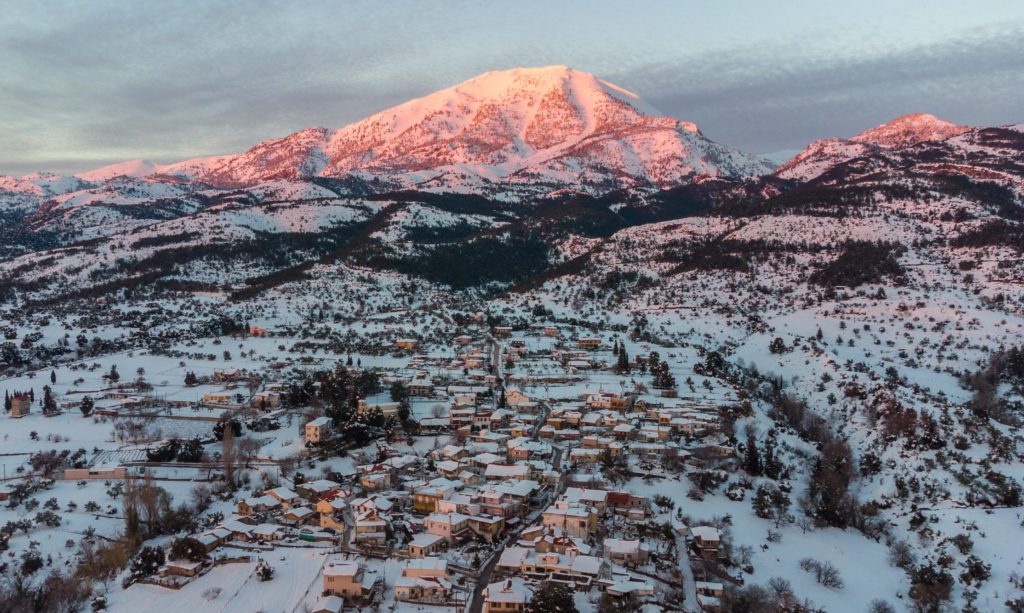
[776,113,972,181]
[6,67,770,195]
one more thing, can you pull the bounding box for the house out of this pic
[353,510,389,544]
[396,339,418,350]
[316,493,348,515]
[603,538,649,567]
[282,506,316,526]
[203,393,235,405]
[408,378,434,396]
[196,527,231,552]
[63,463,127,480]
[696,581,725,611]
[408,532,446,557]
[322,559,379,601]
[504,389,531,408]
[483,578,532,613]
[424,512,472,541]
[220,519,257,542]
[402,556,448,579]
[296,479,342,500]
[604,577,656,598]
[238,494,282,516]
[502,548,604,587]
[251,391,281,408]
[396,558,450,602]
[435,459,462,479]
[213,368,243,382]
[519,526,590,555]
[576,337,601,349]
[351,495,394,516]
[541,504,597,539]
[161,559,203,577]
[359,466,392,491]
[691,525,722,561]
[252,523,284,541]
[305,416,333,444]
[357,398,402,418]
[395,575,452,603]
[468,514,506,541]
[413,478,461,512]
[606,491,649,519]
[311,595,344,613]
[484,463,531,481]
[10,394,30,418]
[265,486,299,508]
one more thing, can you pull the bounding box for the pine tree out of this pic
[616,347,630,372]
[80,396,94,417]
[50,370,56,384]
[107,365,120,383]
[763,435,777,478]
[525,581,578,613]
[42,385,57,415]
[744,433,762,476]
[3,390,10,413]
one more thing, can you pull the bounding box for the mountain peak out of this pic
[851,113,969,148]
[65,66,771,191]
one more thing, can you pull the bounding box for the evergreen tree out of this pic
[762,433,781,479]
[42,385,57,415]
[80,395,94,417]
[525,581,578,613]
[50,370,56,384]
[107,365,120,383]
[3,390,10,413]
[184,371,198,386]
[616,346,630,372]
[213,418,242,440]
[744,433,762,476]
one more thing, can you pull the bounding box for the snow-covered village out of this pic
[2,3,1024,613]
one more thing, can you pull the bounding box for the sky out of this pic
[1,0,1022,175]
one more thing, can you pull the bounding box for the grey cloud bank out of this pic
[1,0,1021,175]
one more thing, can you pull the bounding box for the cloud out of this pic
[608,23,1024,152]
[0,3,1021,174]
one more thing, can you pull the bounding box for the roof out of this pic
[410,532,445,547]
[301,479,341,492]
[306,416,332,427]
[323,560,361,577]
[265,486,297,500]
[484,578,532,603]
[404,557,448,572]
[313,595,344,613]
[604,538,642,554]
[691,525,721,541]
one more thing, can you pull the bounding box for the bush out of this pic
[887,540,916,570]
[799,558,844,589]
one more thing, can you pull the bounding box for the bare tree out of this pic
[238,438,262,468]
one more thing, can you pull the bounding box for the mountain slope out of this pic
[777,113,972,181]
[55,66,770,193]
